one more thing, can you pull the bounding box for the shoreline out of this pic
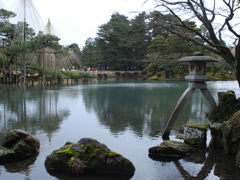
[0,70,235,86]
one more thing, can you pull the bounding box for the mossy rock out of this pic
[184,123,208,148]
[0,129,40,164]
[222,110,240,154]
[45,138,135,178]
[148,140,194,159]
[209,91,240,123]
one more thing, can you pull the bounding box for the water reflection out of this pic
[149,139,240,180]
[3,155,37,173]
[0,81,239,180]
[81,82,210,137]
[0,85,69,138]
[48,173,130,180]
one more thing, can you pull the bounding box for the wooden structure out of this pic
[162,52,217,139]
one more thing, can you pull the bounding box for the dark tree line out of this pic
[80,11,203,71]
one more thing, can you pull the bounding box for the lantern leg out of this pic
[200,89,217,111]
[162,87,195,139]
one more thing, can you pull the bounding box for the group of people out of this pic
[86,67,97,73]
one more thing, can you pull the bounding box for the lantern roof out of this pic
[178,52,218,63]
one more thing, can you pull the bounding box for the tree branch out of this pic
[167,27,221,54]
[222,0,240,38]
[161,2,221,48]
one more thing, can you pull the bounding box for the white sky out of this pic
[2,0,238,47]
[2,0,156,47]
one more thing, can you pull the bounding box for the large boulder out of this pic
[45,138,135,178]
[0,129,40,163]
[148,140,194,159]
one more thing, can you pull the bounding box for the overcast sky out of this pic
[2,0,156,47]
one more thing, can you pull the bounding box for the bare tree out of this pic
[152,0,240,85]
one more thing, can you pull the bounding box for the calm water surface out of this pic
[0,80,239,180]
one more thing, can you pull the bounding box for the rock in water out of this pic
[222,110,240,154]
[45,138,135,178]
[184,122,208,148]
[209,91,240,123]
[0,129,40,163]
[148,140,194,159]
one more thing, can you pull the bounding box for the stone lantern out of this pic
[162,52,217,139]
[179,52,217,82]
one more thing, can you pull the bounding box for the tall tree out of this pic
[0,9,16,47]
[151,0,240,85]
[80,38,102,68]
[129,12,150,60]
[97,13,133,70]
[0,9,16,81]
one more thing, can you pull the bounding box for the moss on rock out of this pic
[185,122,208,130]
[148,140,194,159]
[56,144,82,157]
[221,111,240,155]
[184,123,207,148]
[45,138,135,178]
[106,151,120,157]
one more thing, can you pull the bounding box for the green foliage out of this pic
[5,42,28,55]
[148,34,200,54]
[80,38,102,67]
[43,69,64,80]
[0,22,15,39]
[0,9,16,21]
[81,12,151,70]
[0,8,62,78]
[80,11,214,71]
[97,13,133,70]
[25,60,96,80]
[67,43,81,55]
[0,9,16,43]
[62,71,97,79]
[29,34,62,51]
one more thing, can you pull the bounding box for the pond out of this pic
[0,80,239,180]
